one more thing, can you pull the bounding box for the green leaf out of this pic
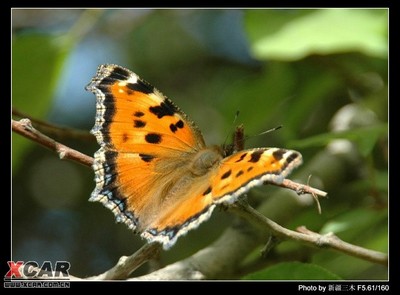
[320,208,387,238]
[245,9,388,61]
[243,262,342,280]
[290,123,388,157]
[12,33,72,172]
[217,62,296,134]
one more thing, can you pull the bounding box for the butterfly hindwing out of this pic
[141,148,302,249]
[211,148,302,204]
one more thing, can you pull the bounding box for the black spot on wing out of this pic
[170,124,177,133]
[149,100,178,118]
[176,120,184,128]
[202,186,212,196]
[122,133,129,143]
[145,133,162,144]
[221,170,232,180]
[235,153,247,163]
[134,120,146,128]
[272,149,285,161]
[134,111,144,117]
[248,150,264,163]
[286,152,300,163]
[126,80,154,94]
[139,154,155,163]
[235,170,244,177]
[169,120,185,133]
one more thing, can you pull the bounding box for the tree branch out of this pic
[12,118,93,168]
[12,116,387,280]
[296,226,388,266]
[229,201,388,266]
[130,198,387,280]
[130,222,263,280]
[87,243,162,280]
[12,109,94,141]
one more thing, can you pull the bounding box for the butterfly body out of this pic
[86,64,302,249]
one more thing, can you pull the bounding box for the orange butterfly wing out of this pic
[86,64,303,250]
[87,65,207,231]
[142,148,302,248]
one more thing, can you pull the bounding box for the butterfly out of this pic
[86,64,302,250]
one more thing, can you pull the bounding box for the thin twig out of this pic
[12,118,93,168]
[12,109,94,141]
[88,243,162,280]
[270,178,327,198]
[260,235,280,258]
[229,201,388,266]
[296,226,388,266]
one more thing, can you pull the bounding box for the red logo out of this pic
[5,261,24,278]
[4,261,70,279]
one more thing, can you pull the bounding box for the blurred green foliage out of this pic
[11,9,388,280]
[245,9,387,60]
[12,33,72,170]
[243,262,342,280]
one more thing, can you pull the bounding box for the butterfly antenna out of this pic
[243,125,283,142]
[257,125,283,136]
[222,111,243,155]
[223,110,240,147]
